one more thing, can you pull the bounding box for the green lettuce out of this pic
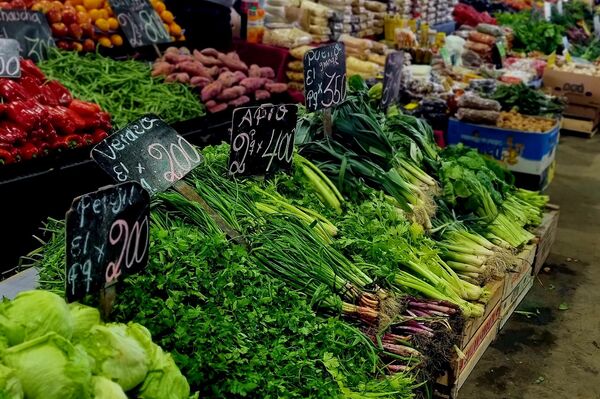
[2,333,91,399]
[0,364,23,399]
[0,291,73,346]
[68,303,101,341]
[79,323,149,391]
[91,376,127,399]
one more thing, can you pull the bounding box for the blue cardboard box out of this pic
[447,118,560,176]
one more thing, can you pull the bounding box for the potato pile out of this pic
[496,110,556,132]
[152,47,288,113]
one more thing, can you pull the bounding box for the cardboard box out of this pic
[533,208,560,276]
[543,67,600,108]
[503,244,536,299]
[452,301,502,395]
[499,272,535,330]
[563,103,600,123]
[459,278,504,348]
[447,118,560,176]
[562,117,598,136]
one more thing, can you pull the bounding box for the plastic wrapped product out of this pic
[287,60,303,71]
[465,41,491,55]
[467,31,496,46]
[456,107,499,124]
[289,45,314,59]
[468,79,497,95]
[476,23,504,37]
[458,93,501,111]
[286,71,304,82]
[263,28,313,48]
[461,49,482,68]
[288,81,304,91]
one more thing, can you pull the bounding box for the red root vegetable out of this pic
[208,102,228,113]
[152,61,174,77]
[193,49,223,67]
[228,95,250,107]
[233,71,246,84]
[240,77,266,93]
[175,72,190,84]
[164,53,180,64]
[165,47,180,55]
[201,81,223,102]
[217,71,238,88]
[255,89,271,101]
[218,53,248,72]
[217,85,246,101]
[177,61,212,78]
[190,76,212,88]
[249,64,261,78]
[205,100,217,108]
[175,54,194,64]
[200,48,220,58]
[265,82,288,94]
[208,66,220,77]
[259,67,275,79]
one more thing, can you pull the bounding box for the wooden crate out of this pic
[561,116,598,138]
[532,207,560,275]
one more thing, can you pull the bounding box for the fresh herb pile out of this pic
[39,50,205,128]
[489,83,565,117]
[496,12,564,54]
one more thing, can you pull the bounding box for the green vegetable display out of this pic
[39,50,205,128]
[496,12,564,54]
[0,363,24,399]
[490,83,565,116]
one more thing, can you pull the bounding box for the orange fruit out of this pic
[110,34,123,46]
[70,0,83,4]
[72,41,83,51]
[179,34,185,41]
[169,22,182,36]
[88,8,101,21]
[98,36,112,47]
[154,1,166,13]
[97,8,108,19]
[75,5,86,12]
[82,0,102,10]
[160,10,174,24]
[107,17,118,30]
[95,17,109,31]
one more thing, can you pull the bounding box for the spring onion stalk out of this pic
[295,153,344,213]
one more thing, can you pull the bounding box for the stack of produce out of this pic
[417,0,455,25]
[364,0,386,35]
[0,59,111,165]
[39,49,204,128]
[340,35,387,79]
[455,92,501,125]
[458,23,508,62]
[547,60,600,77]
[489,83,565,117]
[152,46,287,114]
[286,45,313,92]
[300,0,334,43]
[0,290,189,398]
[28,0,183,51]
[262,27,312,48]
[496,11,563,54]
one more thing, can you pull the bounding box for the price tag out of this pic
[0,10,54,62]
[303,43,347,113]
[595,16,600,39]
[0,39,20,78]
[108,0,171,47]
[381,51,404,110]
[91,114,203,195]
[557,0,563,15]
[562,36,570,52]
[65,182,150,302]
[543,2,552,21]
[228,104,298,177]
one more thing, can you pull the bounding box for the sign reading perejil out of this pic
[381,51,404,110]
[92,114,203,195]
[228,104,298,177]
[65,182,150,302]
[0,10,54,62]
[109,0,171,47]
[0,38,20,78]
[303,43,347,112]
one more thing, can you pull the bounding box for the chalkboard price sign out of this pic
[228,104,298,177]
[0,10,54,62]
[109,0,171,47]
[303,43,347,112]
[381,51,404,110]
[65,182,150,302]
[0,39,20,78]
[92,115,203,195]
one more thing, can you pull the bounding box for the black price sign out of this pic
[65,182,150,302]
[228,104,297,177]
[0,10,54,62]
[109,0,171,47]
[381,51,404,110]
[0,38,20,78]
[303,43,347,112]
[92,115,203,195]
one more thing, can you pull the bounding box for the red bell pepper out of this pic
[6,98,46,131]
[0,148,16,165]
[0,121,27,145]
[82,134,94,145]
[46,106,79,135]
[18,142,39,161]
[68,99,101,116]
[19,59,46,82]
[20,76,44,100]
[45,80,72,106]
[92,129,109,143]
[39,85,60,106]
[0,79,30,102]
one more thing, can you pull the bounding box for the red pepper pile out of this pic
[453,4,497,27]
[0,59,111,165]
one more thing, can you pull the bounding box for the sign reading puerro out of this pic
[91,114,203,195]
[303,43,347,112]
[65,182,150,302]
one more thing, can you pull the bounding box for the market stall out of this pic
[0,0,595,397]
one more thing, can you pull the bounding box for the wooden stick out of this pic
[99,284,116,320]
[323,108,333,137]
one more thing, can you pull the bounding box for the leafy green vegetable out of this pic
[490,83,565,116]
[90,376,127,399]
[496,12,564,54]
[68,303,100,341]
[0,364,23,399]
[2,333,92,399]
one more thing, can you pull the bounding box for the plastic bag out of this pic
[468,31,496,46]
[456,108,499,124]
[465,41,491,55]
[287,60,303,71]
[476,23,503,37]
[458,93,501,111]
[468,79,497,95]
[263,28,312,48]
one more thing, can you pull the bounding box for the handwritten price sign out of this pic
[381,51,404,110]
[303,43,347,112]
[65,182,150,302]
[109,0,171,47]
[228,104,297,177]
[92,115,203,195]
[0,10,54,62]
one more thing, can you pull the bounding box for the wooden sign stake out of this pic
[152,44,161,58]
[323,109,333,138]
[99,284,117,320]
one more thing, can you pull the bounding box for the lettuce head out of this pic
[0,363,23,399]
[68,303,101,341]
[91,376,127,399]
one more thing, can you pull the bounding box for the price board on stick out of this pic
[92,114,203,195]
[381,51,404,110]
[228,104,298,177]
[108,0,171,47]
[65,182,150,302]
[0,10,54,62]
[303,43,347,113]
[0,38,20,78]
